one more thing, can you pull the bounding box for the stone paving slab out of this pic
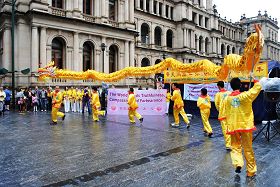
[0,112,279,187]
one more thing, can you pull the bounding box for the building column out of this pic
[135,0,140,9]
[186,29,189,47]
[143,0,147,11]
[191,30,195,49]
[2,28,11,70]
[162,28,166,48]
[162,3,166,17]
[212,37,216,54]
[156,1,159,15]
[149,0,154,13]
[125,41,129,68]
[95,0,100,17]
[196,37,199,52]
[101,0,106,18]
[124,0,129,22]
[95,49,101,71]
[73,32,79,71]
[168,6,171,19]
[201,39,205,54]
[40,27,47,67]
[183,29,187,47]
[74,0,79,10]
[129,41,135,67]
[150,23,154,46]
[46,45,52,65]
[129,0,134,23]
[31,26,39,73]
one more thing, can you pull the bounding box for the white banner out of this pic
[107,89,167,115]
[183,83,231,101]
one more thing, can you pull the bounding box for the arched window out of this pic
[109,45,118,73]
[195,34,198,50]
[83,42,94,71]
[239,48,242,55]
[52,0,63,8]
[221,44,225,57]
[166,29,173,48]
[141,23,150,44]
[154,26,162,46]
[109,0,117,21]
[227,45,230,55]
[232,47,235,54]
[141,58,150,67]
[199,36,203,52]
[205,37,209,54]
[83,0,93,15]
[51,37,65,69]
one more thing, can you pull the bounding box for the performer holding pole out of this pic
[170,83,190,128]
[197,88,213,137]
[127,88,143,124]
[219,77,262,177]
[91,86,106,122]
[50,86,65,125]
[215,81,231,149]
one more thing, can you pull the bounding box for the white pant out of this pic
[166,102,170,114]
[64,99,70,112]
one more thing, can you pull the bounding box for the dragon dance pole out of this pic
[248,48,257,89]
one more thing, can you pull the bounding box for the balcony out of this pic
[83,14,96,23]
[51,7,66,17]
[108,20,119,27]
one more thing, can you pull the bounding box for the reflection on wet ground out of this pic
[0,112,280,187]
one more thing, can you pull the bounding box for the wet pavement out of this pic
[0,111,280,187]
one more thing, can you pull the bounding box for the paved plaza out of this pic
[0,112,280,187]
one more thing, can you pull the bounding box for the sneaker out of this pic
[235,166,242,173]
[50,121,57,125]
[62,115,66,121]
[41,110,43,112]
[226,147,232,151]
[139,117,143,123]
[94,119,100,122]
[130,121,136,124]
[45,110,47,112]
[171,123,180,128]
[208,132,213,137]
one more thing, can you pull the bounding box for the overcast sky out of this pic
[213,0,279,23]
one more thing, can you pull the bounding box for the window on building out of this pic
[192,12,197,24]
[52,0,63,8]
[227,45,230,55]
[154,26,162,46]
[109,45,118,73]
[166,29,173,48]
[83,0,93,15]
[221,44,225,56]
[140,0,143,9]
[141,58,150,67]
[166,5,169,18]
[153,1,157,14]
[83,42,94,71]
[109,0,117,21]
[199,15,203,26]
[232,47,235,54]
[199,36,203,52]
[51,37,65,69]
[146,0,149,11]
[205,37,209,54]
[205,17,209,28]
[159,2,162,16]
[141,23,150,44]
[170,7,173,19]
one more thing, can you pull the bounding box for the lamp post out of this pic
[100,43,106,73]
[11,0,16,109]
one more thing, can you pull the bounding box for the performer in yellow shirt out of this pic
[214,81,231,150]
[127,88,143,124]
[166,90,171,115]
[171,83,190,128]
[51,86,65,125]
[219,78,262,177]
[91,87,106,122]
[197,88,213,137]
[71,87,77,112]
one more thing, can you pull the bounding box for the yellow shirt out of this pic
[91,92,101,109]
[171,89,184,109]
[76,90,83,100]
[72,89,77,100]
[127,93,138,110]
[214,89,231,116]
[219,82,262,134]
[166,92,171,102]
[197,95,211,110]
[52,91,63,108]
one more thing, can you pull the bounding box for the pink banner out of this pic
[107,89,167,115]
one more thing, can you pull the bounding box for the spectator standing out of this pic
[82,87,91,114]
[40,88,48,111]
[32,93,38,112]
[0,87,6,116]
[4,87,11,111]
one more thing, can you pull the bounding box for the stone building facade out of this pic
[0,0,279,87]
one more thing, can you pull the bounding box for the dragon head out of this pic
[38,61,57,81]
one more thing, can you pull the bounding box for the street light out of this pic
[11,0,16,109]
[100,43,106,73]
